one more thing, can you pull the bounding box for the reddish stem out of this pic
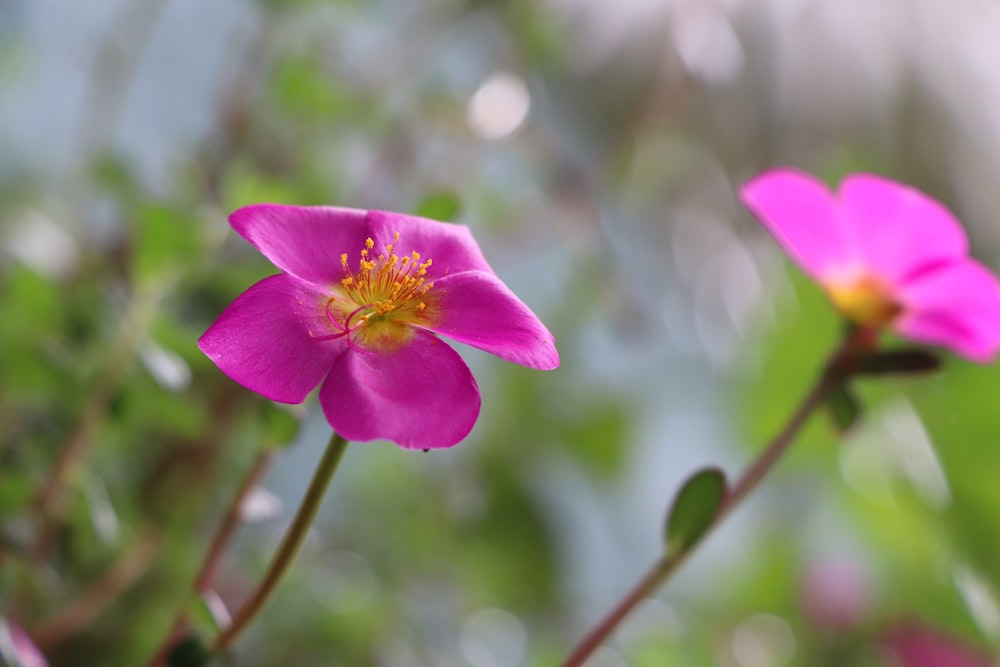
[560,342,853,667]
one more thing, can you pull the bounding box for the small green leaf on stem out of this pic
[664,468,727,556]
[858,349,941,376]
[826,384,861,434]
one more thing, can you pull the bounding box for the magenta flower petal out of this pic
[230,204,368,286]
[884,621,992,667]
[895,260,1000,361]
[198,274,346,402]
[364,210,495,276]
[740,169,849,279]
[742,167,1000,362]
[319,330,480,449]
[5,620,48,667]
[423,271,560,370]
[839,174,968,281]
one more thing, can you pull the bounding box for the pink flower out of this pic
[199,205,559,449]
[798,558,870,633]
[740,169,1000,361]
[2,620,48,667]
[882,621,993,667]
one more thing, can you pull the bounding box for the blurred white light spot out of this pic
[732,613,796,667]
[140,341,192,392]
[201,589,232,628]
[799,558,870,632]
[882,400,951,510]
[467,72,531,140]
[618,598,681,647]
[239,487,283,523]
[3,208,79,278]
[671,4,744,85]
[670,212,732,285]
[838,424,894,499]
[84,477,120,545]
[954,565,1000,641]
[460,608,527,667]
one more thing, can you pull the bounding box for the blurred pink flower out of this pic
[741,169,1000,361]
[2,620,48,667]
[798,558,870,633]
[883,621,993,667]
[199,205,559,449]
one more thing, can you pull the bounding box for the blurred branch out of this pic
[560,330,876,667]
[146,448,276,667]
[29,529,161,650]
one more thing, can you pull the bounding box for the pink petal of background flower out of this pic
[739,169,847,280]
[740,168,1000,362]
[883,621,993,667]
[896,260,1000,361]
[839,174,968,281]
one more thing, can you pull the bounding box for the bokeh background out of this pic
[3,1,1000,665]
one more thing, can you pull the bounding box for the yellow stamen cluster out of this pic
[339,232,434,325]
[826,274,902,328]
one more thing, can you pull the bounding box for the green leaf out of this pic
[858,349,941,376]
[826,383,861,434]
[664,468,727,556]
[413,191,462,222]
[132,202,205,282]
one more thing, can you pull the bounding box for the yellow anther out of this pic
[336,232,435,330]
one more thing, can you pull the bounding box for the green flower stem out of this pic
[214,432,349,655]
[561,344,852,667]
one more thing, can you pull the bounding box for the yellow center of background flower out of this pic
[826,274,902,328]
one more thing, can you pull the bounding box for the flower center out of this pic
[339,232,434,321]
[315,233,436,351]
[826,274,902,328]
